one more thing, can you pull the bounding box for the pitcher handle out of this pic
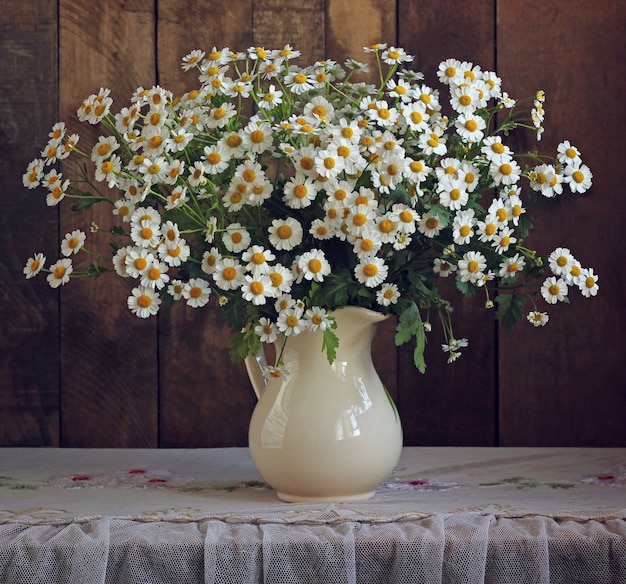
[244,346,268,400]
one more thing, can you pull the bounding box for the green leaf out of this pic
[495,292,527,332]
[322,326,339,365]
[227,326,260,362]
[394,301,426,373]
[455,277,477,298]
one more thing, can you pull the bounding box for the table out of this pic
[1,447,625,583]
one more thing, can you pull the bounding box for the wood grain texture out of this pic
[1,0,623,448]
[396,1,498,446]
[157,0,257,447]
[325,0,400,399]
[0,0,60,446]
[497,0,626,446]
[58,0,159,446]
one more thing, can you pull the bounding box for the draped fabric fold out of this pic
[2,514,625,584]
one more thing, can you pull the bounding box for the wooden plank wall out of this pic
[1,0,624,448]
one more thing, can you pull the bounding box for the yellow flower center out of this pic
[134,258,147,271]
[300,157,314,171]
[468,260,479,273]
[251,252,265,265]
[286,315,299,327]
[138,295,152,308]
[140,227,153,240]
[271,225,293,244]
[548,284,560,296]
[360,239,374,252]
[269,272,283,287]
[379,219,394,233]
[352,213,367,227]
[572,170,585,183]
[231,232,243,244]
[556,256,568,267]
[499,163,513,176]
[250,281,264,295]
[426,217,439,230]
[464,120,478,132]
[189,286,202,298]
[308,259,322,273]
[206,152,222,165]
[491,142,505,154]
[459,225,471,237]
[363,264,379,277]
[250,130,265,144]
[53,265,66,279]
[294,73,308,85]
[585,276,596,289]
[101,161,114,174]
[148,267,161,281]
[293,185,308,199]
[459,95,472,107]
[222,267,237,281]
[450,188,462,201]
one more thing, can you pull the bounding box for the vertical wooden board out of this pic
[325,0,399,398]
[252,0,325,63]
[157,0,258,447]
[397,1,498,446]
[0,0,60,446]
[497,1,626,446]
[58,0,159,446]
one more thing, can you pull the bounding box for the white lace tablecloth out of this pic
[1,447,625,583]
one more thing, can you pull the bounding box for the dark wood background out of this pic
[1,0,624,448]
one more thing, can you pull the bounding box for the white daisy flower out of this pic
[527,311,550,327]
[541,276,568,304]
[277,306,306,336]
[577,268,599,298]
[433,258,457,278]
[47,258,73,288]
[183,278,211,308]
[563,162,593,194]
[140,259,170,290]
[222,223,251,253]
[127,285,161,318]
[266,264,294,296]
[124,249,154,278]
[376,283,400,306]
[255,317,279,343]
[498,254,526,278]
[212,258,245,291]
[268,217,303,251]
[452,209,476,245]
[241,274,273,305]
[354,256,388,287]
[60,230,86,257]
[298,249,331,282]
[548,247,575,277]
[457,251,487,284]
[305,306,332,331]
[201,247,222,275]
[283,175,318,209]
[23,253,46,279]
[242,245,276,275]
